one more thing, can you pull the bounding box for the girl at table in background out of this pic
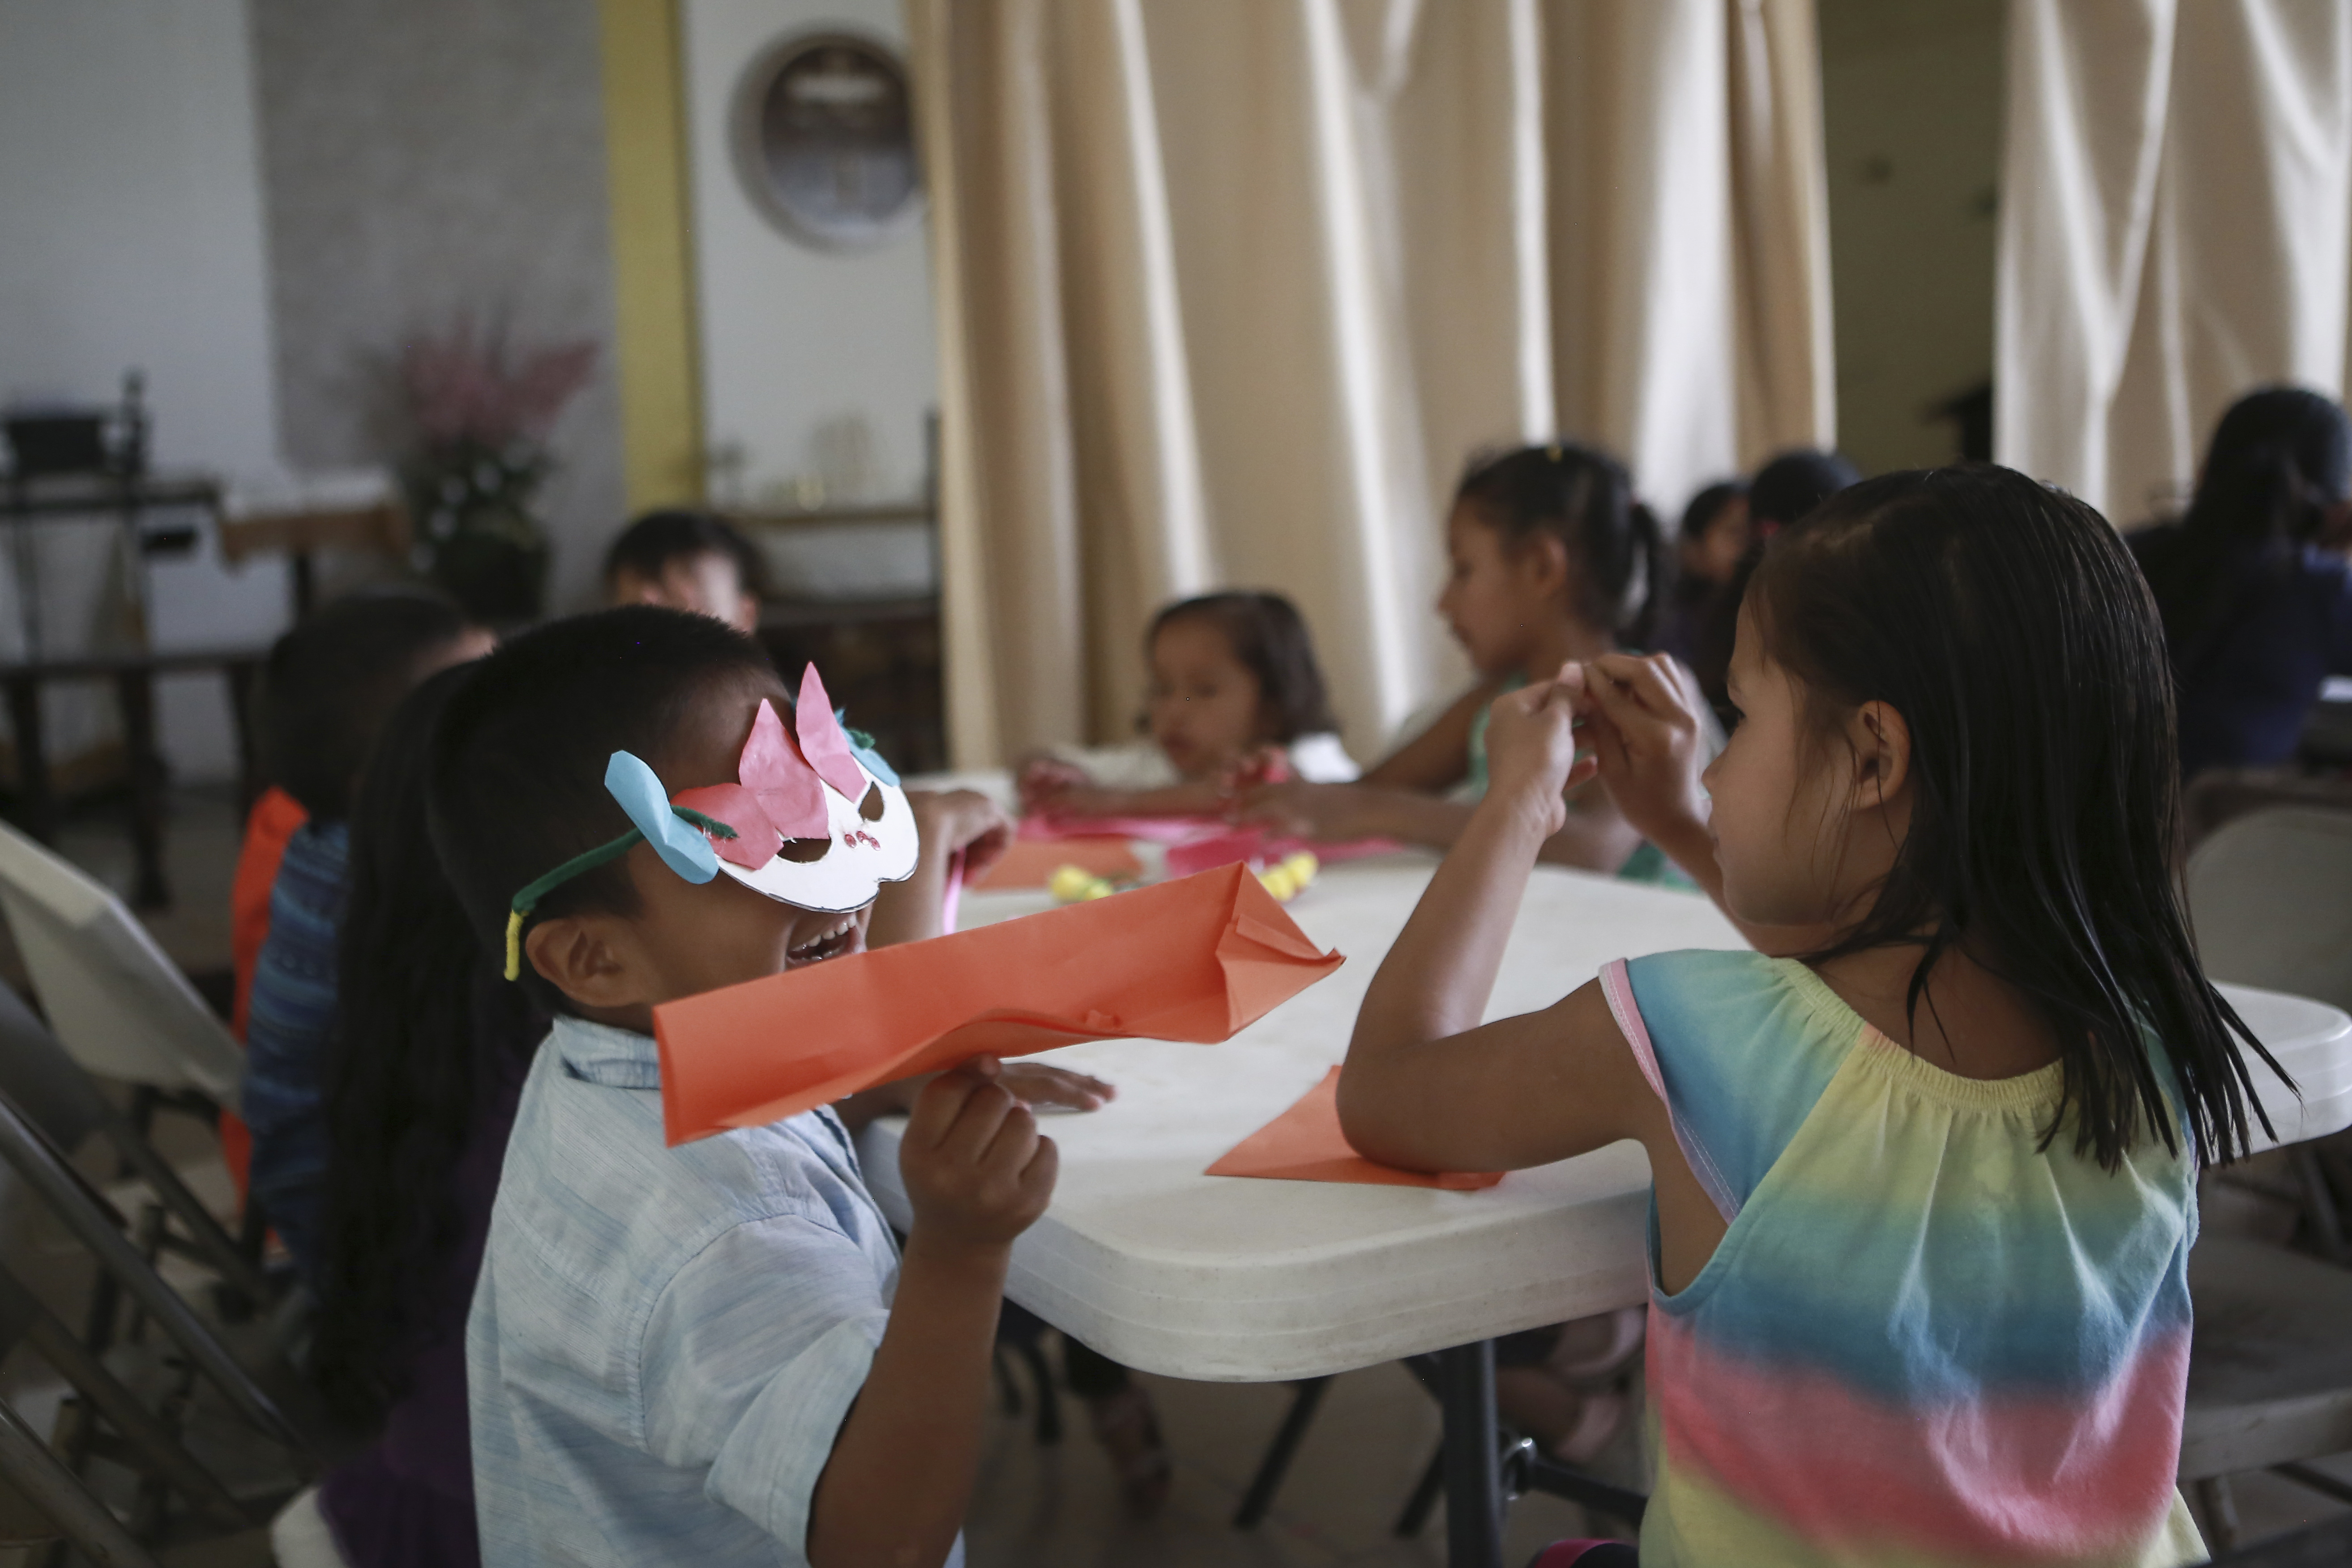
[1342,464,2284,1567]
[1238,442,1686,879]
[1019,590,1359,820]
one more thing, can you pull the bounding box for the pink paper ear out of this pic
[795,666,870,801]
[672,782,782,869]
[738,698,829,840]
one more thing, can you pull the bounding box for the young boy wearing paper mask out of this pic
[430,607,1106,1568]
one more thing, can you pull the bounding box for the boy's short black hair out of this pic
[603,509,766,598]
[1147,591,1340,741]
[259,590,475,822]
[426,606,777,1015]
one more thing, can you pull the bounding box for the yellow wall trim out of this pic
[599,0,704,513]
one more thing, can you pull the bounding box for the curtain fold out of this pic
[1997,0,2352,523]
[914,0,1834,765]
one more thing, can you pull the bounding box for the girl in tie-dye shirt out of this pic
[1341,466,2286,1567]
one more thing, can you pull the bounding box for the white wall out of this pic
[1817,0,2005,475]
[0,0,291,781]
[683,0,939,518]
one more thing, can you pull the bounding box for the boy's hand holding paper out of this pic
[652,863,1343,1145]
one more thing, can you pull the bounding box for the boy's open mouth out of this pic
[786,917,861,967]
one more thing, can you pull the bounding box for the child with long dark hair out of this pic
[243,593,492,1281]
[1242,442,1676,876]
[1342,466,2279,1565]
[2129,385,2352,778]
[279,665,537,1566]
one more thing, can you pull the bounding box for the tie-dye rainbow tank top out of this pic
[1599,951,2206,1568]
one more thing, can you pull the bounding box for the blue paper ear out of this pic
[842,716,900,786]
[604,752,718,884]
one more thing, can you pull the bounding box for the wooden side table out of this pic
[1,649,268,909]
[216,502,411,620]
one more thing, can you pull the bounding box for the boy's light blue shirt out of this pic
[468,1015,958,1567]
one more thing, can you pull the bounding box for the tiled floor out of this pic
[964,1356,1632,1568]
[2,790,2349,1564]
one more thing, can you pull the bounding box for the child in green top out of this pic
[1241,442,1688,882]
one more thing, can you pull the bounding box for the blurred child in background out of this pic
[1689,448,1857,723]
[2129,386,2352,779]
[605,508,765,635]
[1655,480,1748,668]
[241,592,492,1281]
[1240,443,1677,879]
[1020,590,1357,819]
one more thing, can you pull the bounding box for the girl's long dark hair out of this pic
[2138,387,2352,667]
[312,664,544,1428]
[1456,443,1668,649]
[1751,465,2286,1171]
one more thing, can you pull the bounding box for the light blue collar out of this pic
[552,1015,663,1090]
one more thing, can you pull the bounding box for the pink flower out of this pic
[399,317,598,450]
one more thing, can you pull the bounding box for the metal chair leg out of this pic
[0,1400,162,1568]
[2196,1475,2241,1554]
[1012,1337,1060,1445]
[2292,1147,2348,1263]
[1395,1444,1445,1538]
[1232,1376,1330,1529]
[2274,1460,2352,1507]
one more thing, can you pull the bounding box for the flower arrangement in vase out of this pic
[397,319,597,623]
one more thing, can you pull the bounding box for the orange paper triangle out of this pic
[1207,1067,1503,1190]
[652,864,1343,1144]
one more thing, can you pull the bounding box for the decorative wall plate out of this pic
[731,30,922,252]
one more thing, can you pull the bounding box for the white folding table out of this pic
[856,853,2352,1566]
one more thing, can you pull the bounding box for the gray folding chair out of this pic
[0,820,242,1108]
[2187,807,2352,1013]
[0,978,268,1318]
[2186,807,2352,1261]
[2181,1234,2352,1551]
[0,1397,163,1568]
[2179,816,2352,1542]
[0,1259,243,1557]
[0,1083,326,1555]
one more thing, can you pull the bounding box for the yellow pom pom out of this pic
[1282,850,1320,886]
[1258,867,1299,902]
[1049,865,1096,903]
[1082,877,1116,900]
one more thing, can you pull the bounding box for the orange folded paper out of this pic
[1207,1067,1503,1190]
[652,863,1343,1145]
[970,834,1142,891]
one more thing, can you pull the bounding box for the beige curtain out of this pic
[912,0,1835,767]
[1996,0,2352,525]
